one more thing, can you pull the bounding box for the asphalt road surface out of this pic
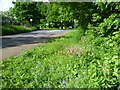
[1,29,72,60]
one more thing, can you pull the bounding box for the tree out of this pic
[1,11,20,25]
[44,2,93,29]
[11,2,44,26]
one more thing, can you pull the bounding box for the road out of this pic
[1,29,72,60]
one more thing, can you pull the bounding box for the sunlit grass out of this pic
[2,25,36,35]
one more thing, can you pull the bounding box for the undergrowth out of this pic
[1,30,119,88]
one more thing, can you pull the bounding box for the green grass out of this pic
[40,27,77,30]
[2,25,37,35]
[2,30,119,88]
[40,27,59,29]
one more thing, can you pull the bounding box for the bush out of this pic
[1,11,20,25]
[22,20,31,27]
[98,14,120,36]
[90,2,120,37]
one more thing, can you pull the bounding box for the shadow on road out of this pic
[2,36,54,48]
[2,29,72,48]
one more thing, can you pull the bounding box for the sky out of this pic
[0,0,50,11]
[0,0,119,11]
[0,0,14,11]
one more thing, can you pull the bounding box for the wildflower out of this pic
[100,65,102,67]
[70,48,73,50]
[70,50,74,55]
[92,48,94,51]
[36,64,39,68]
[80,48,83,51]
[43,83,51,87]
[103,69,106,72]
[67,51,69,54]
[74,48,78,50]
[77,51,81,56]
[66,48,68,49]
[38,71,41,73]
[92,52,94,55]
[88,53,90,56]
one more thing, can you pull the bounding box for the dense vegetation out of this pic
[7,1,119,33]
[1,11,20,26]
[2,30,119,88]
[1,11,37,35]
[2,1,120,89]
[2,1,120,34]
[2,25,36,35]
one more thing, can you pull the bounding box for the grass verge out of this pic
[2,25,37,35]
[40,27,77,30]
[1,30,119,88]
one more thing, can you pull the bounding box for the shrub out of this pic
[1,11,20,25]
[98,14,120,36]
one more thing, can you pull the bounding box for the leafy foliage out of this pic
[44,2,93,29]
[91,2,120,36]
[2,30,119,88]
[11,2,44,26]
[10,2,119,36]
[98,13,120,36]
[2,1,119,89]
[1,11,20,25]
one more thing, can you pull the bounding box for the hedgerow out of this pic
[2,25,36,35]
